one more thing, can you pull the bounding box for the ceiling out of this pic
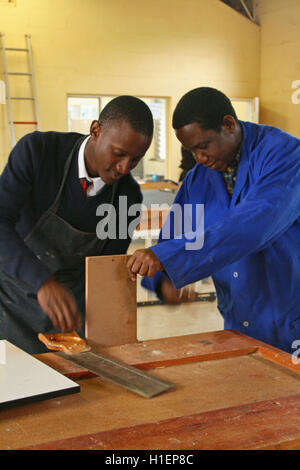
[220,0,259,24]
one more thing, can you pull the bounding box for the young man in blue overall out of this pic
[127,87,300,355]
[0,96,153,354]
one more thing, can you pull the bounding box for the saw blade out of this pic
[57,350,175,398]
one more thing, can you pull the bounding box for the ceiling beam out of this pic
[239,0,255,21]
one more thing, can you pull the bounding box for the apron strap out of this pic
[50,136,85,214]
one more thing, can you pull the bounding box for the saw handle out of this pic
[38,331,91,355]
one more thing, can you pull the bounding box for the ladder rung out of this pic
[5,47,29,52]
[13,121,38,125]
[8,72,32,76]
[10,97,34,100]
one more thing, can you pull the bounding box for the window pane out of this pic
[138,97,168,181]
[67,97,99,134]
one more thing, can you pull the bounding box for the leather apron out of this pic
[0,138,117,354]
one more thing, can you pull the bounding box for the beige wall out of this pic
[259,0,300,137]
[0,0,260,176]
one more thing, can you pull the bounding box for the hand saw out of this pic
[38,332,174,398]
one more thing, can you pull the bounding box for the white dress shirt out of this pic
[78,136,106,197]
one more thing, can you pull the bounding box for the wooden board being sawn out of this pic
[85,255,137,348]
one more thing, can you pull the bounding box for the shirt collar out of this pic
[78,136,95,181]
[223,124,243,173]
[78,136,106,195]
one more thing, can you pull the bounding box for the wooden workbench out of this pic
[139,181,179,191]
[1,329,300,450]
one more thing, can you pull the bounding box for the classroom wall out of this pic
[0,0,260,177]
[259,0,300,137]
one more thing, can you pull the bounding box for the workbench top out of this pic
[1,329,300,450]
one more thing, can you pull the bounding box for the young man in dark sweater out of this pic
[0,95,153,353]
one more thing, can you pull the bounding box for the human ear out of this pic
[90,120,101,138]
[222,115,236,133]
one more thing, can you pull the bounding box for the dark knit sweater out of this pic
[0,131,142,293]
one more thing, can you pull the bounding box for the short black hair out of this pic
[172,87,238,132]
[98,95,154,137]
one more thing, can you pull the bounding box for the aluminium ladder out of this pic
[0,33,40,148]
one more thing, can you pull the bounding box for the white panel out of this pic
[0,340,79,409]
[0,340,5,364]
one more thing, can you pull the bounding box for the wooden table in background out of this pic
[1,329,300,450]
[139,181,179,191]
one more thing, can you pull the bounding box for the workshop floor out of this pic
[136,278,223,341]
[128,241,224,341]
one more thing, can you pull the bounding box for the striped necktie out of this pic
[80,177,93,193]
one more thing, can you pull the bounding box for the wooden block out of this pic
[85,255,137,348]
[97,330,260,369]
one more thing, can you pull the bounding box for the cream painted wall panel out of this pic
[259,0,300,137]
[0,0,260,176]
